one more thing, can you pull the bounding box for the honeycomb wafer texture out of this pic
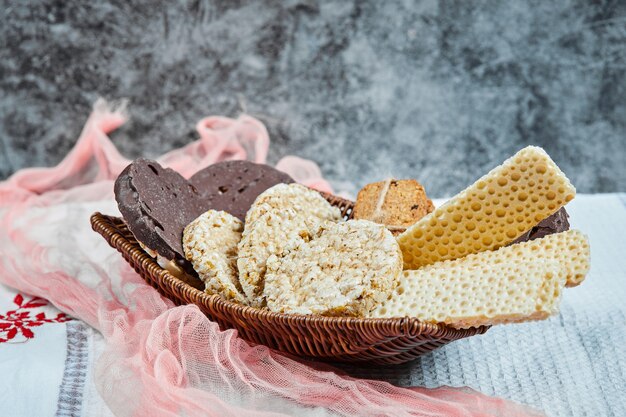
[510,230,589,287]
[370,259,567,329]
[370,230,589,326]
[418,230,590,287]
[245,183,342,225]
[352,179,434,235]
[264,220,403,316]
[398,146,576,269]
[182,210,246,304]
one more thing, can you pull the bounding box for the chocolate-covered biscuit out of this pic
[513,207,570,244]
[114,158,208,263]
[114,159,294,270]
[189,160,294,221]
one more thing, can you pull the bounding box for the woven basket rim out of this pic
[91,209,488,342]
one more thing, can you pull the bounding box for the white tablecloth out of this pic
[341,193,626,417]
[0,194,624,417]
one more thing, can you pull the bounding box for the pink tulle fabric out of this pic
[0,100,544,417]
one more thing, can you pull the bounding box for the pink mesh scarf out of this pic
[0,100,543,417]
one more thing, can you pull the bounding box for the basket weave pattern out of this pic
[91,194,487,364]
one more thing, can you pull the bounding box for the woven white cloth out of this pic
[342,193,626,417]
[0,194,623,417]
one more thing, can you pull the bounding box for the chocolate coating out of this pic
[189,160,294,221]
[114,159,294,266]
[512,207,570,244]
[114,158,208,263]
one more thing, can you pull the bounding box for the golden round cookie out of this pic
[352,179,434,236]
[183,210,246,304]
[264,220,403,316]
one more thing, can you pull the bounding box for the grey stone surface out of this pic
[1,1,625,196]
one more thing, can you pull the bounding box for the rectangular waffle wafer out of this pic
[370,260,567,329]
[397,146,576,269]
[420,230,590,287]
[370,230,590,327]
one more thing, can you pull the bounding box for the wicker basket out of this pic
[91,193,487,364]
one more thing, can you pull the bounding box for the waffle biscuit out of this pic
[508,229,590,287]
[416,230,590,287]
[370,260,566,328]
[398,146,576,269]
[372,230,589,326]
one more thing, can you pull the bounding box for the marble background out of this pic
[1,1,625,196]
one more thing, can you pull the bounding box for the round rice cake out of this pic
[263,220,403,316]
[237,183,342,307]
[245,183,342,226]
[183,210,246,304]
[237,208,326,308]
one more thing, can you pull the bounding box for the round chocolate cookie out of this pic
[114,159,295,265]
[114,158,209,263]
[189,160,294,221]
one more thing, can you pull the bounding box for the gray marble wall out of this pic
[1,1,625,196]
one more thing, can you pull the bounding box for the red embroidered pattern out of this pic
[0,294,72,343]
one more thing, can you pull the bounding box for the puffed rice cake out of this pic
[264,220,403,317]
[244,183,342,225]
[237,208,326,308]
[183,210,247,304]
[238,183,343,307]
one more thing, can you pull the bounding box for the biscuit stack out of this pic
[177,146,590,329]
[368,147,590,327]
[184,183,402,316]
